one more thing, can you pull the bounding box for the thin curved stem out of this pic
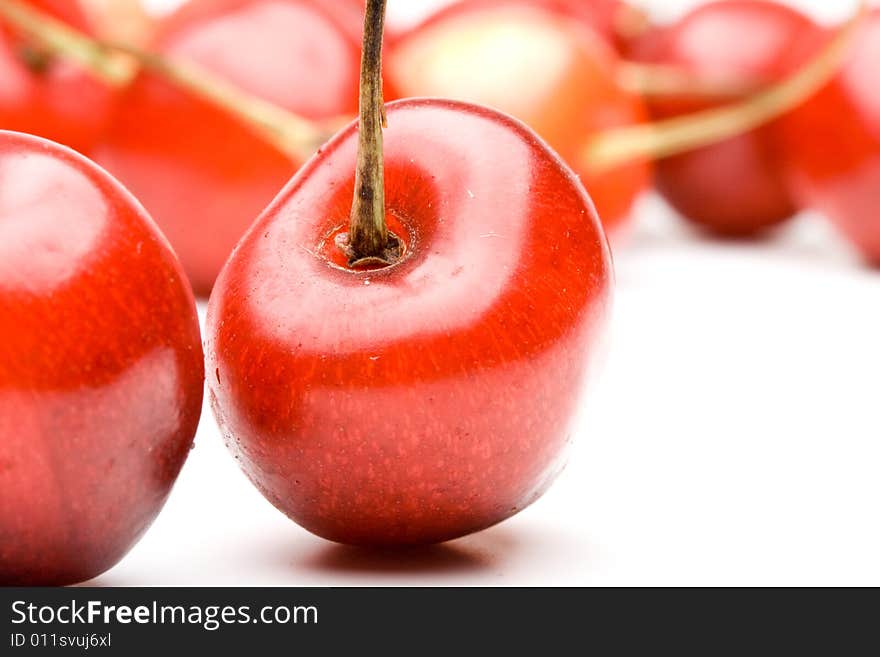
[0,0,130,85]
[587,0,868,173]
[0,0,337,162]
[616,61,764,99]
[110,44,335,162]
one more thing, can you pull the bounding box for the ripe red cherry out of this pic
[207,98,612,545]
[388,1,651,234]
[94,0,364,296]
[0,131,204,586]
[631,0,821,237]
[0,0,116,155]
[776,10,880,265]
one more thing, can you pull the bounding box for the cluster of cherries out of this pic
[390,0,879,255]
[0,0,877,586]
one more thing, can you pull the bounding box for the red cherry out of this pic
[632,0,821,237]
[776,10,880,265]
[206,97,612,545]
[388,1,651,234]
[0,0,116,154]
[0,131,204,585]
[94,0,365,296]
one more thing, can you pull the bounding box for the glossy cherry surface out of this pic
[634,0,820,237]
[388,2,650,234]
[207,99,613,546]
[777,10,880,265]
[94,0,364,296]
[0,0,116,155]
[0,131,204,585]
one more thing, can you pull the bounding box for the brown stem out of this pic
[0,0,131,85]
[345,0,399,268]
[587,0,867,173]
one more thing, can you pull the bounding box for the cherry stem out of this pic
[617,61,764,99]
[108,43,335,162]
[346,0,398,267]
[587,0,868,173]
[0,0,130,85]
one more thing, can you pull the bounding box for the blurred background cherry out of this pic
[776,8,880,265]
[630,0,823,237]
[94,0,364,296]
[0,0,117,154]
[388,0,652,234]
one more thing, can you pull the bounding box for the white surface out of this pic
[89,1,879,586]
[89,198,880,588]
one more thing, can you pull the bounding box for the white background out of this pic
[94,0,880,586]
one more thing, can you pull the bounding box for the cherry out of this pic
[388,0,651,234]
[206,1,612,546]
[631,0,822,237]
[94,0,365,296]
[0,130,204,586]
[0,0,118,155]
[776,10,880,265]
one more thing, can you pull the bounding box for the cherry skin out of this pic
[776,10,880,265]
[388,2,651,234]
[0,131,204,586]
[631,0,821,237]
[206,99,613,546]
[0,0,116,155]
[94,0,365,297]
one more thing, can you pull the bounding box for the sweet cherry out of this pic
[632,0,821,237]
[0,0,117,154]
[0,130,204,585]
[776,10,880,265]
[206,1,613,546]
[94,0,365,296]
[388,0,651,234]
